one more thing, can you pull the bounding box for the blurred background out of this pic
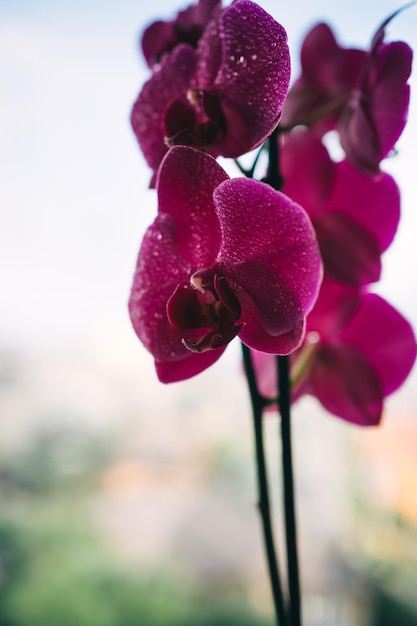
[1,0,417,624]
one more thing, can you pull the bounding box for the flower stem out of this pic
[234,144,265,179]
[263,127,283,190]
[241,343,288,626]
[278,355,301,626]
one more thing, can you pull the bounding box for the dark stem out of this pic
[263,127,283,190]
[278,355,301,626]
[242,343,288,626]
[264,128,302,625]
[234,144,266,179]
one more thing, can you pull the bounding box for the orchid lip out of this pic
[164,91,226,150]
[166,274,243,353]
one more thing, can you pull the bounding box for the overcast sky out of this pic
[1,0,416,361]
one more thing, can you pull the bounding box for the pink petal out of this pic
[239,307,305,355]
[250,350,277,398]
[314,211,381,286]
[249,348,310,405]
[370,41,412,159]
[195,0,290,156]
[282,23,365,133]
[131,45,197,174]
[325,159,400,252]
[300,23,364,92]
[340,293,417,395]
[310,343,383,426]
[214,177,322,337]
[142,0,221,67]
[340,41,412,176]
[339,94,381,178]
[155,346,226,383]
[280,131,336,218]
[128,213,191,362]
[156,146,228,267]
[142,21,177,67]
[306,278,361,339]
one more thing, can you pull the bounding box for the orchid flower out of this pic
[141,0,221,68]
[129,146,322,383]
[340,12,413,177]
[279,130,400,286]
[281,22,365,136]
[252,279,417,426]
[281,15,412,177]
[131,0,291,181]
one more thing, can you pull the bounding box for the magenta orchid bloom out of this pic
[282,17,412,177]
[281,22,365,136]
[131,0,291,181]
[129,146,322,383]
[252,279,417,426]
[280,130,400,286]
[141,0,221,68]
[340,13,413,177]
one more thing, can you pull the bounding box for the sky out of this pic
[1,0,417,373]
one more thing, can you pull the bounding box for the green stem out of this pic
[242,343,288,626]
[278,355,301,626]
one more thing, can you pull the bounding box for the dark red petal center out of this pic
[166,274,242,352]
[164,90,226,149]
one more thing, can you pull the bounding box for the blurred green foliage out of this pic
[1,429,417,625]
[0,430,269,626]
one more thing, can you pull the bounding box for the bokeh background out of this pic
[1,0,417,624]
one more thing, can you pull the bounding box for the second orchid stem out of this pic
[278,355,301,626]
[242,343,287,626]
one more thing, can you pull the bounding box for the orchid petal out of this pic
[325,159,400,252]
[369,41,412,159]
[194,0,290,156]
[142,21,177,67]
[240,313,305,355]
[310,343,383,426]
[339,94,381,178]
[155,346,226,383]
[129,213,191,362]
[306,279,361,339]
[340,40,412,176]
[340,293,417,395]
[131,45,197,174]
[250,350,277,398]
[157,146,228,267]
[281,131,336,218]
[314,211,381,286]
[282,23,365,133]
[214,177,322,337]
[300,23,365,92]
[142,0,221,67]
